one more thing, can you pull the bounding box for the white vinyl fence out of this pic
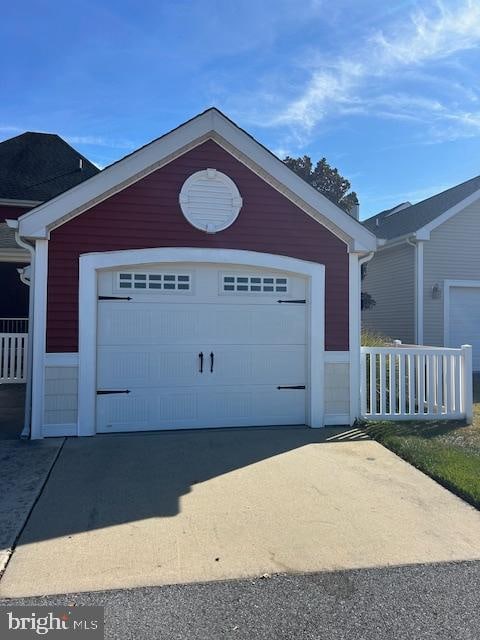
[0,333,28,383]
[0,318,28,333]
[361,343,473,423]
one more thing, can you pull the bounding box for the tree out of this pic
[283,155,358,214]
[284,154,375,310]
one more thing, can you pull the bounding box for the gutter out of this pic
[6,219,34,439]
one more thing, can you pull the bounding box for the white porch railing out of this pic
[361,343,473,422]
[0,333,28,383]
[0,318,29,333]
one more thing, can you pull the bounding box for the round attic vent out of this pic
[179,168,243,233]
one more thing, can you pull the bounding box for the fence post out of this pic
[461,345,473,425]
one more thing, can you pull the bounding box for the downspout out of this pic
[407,237,424,344]
[7,220,35,439]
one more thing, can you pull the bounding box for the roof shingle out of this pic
[0,132,99,202]
[363,174,480,239]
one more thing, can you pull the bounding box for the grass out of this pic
[364,374,480,510]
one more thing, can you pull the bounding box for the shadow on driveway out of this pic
[0,384,25,440]
[19,426,369,545]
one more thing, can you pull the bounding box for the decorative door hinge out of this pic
[97,389,131,395]
[277,299,306,304]
[277,385,306,390]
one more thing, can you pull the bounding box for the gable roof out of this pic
[16,109,377,252]
[0,132,99,202]
[363,174,480,240]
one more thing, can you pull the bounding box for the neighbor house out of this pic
[0,132,98,328]
[9,108,377,438]
[362,175,480,369]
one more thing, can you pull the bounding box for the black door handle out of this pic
[210,352,214,372]
[199,352,204,373]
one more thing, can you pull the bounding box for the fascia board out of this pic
[18,108,377,250]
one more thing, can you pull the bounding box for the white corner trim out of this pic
[17,109,377,251]
[31,239,48,440]
[44,352,79,366]
[348,253,363,425]
[351,252,373,423]
[43,423,77,437]
[443,279,480,347]
[415,187,480,239]
[78,247,325,435]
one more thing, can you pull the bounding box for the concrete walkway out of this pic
[1,427,480,598]
[0,383,64,573]
[0,439,64,574]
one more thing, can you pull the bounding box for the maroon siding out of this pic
[47,140,349,352]
[0,204,32,221]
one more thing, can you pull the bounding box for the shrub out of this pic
[361,328,390,347]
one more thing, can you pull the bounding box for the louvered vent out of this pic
[179,168,243,233]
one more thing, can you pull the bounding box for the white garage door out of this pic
[96,264,307,432]
[449,286,480,371]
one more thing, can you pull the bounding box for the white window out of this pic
[118,272,191,291]
[222,275,288,294]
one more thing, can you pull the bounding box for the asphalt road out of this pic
[1,561,479,639]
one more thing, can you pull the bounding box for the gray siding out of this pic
[423,199,480,346]
[361,243,415,343]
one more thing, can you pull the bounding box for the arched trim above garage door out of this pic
[77,248,325,436]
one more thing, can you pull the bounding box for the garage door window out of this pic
[222,275,288,293]
[118,272,191,291]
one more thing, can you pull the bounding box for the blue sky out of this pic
[2,0,480,218]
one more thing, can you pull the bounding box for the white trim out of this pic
[43,423,77,437]
[78,247,325,436]
[349,252,373,425]
[17,109,376,252]
[324,414,350,426]
[31,239,48,440]
[44,352,79,366]
[443,279,480,348]
[324,351,350,363]
[209,134,367,251]
[0,249,30,263]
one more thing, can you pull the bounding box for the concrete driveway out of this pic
[1,427,480,598]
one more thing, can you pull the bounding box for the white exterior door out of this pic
[448,285,480,371]
[96,264,307,432]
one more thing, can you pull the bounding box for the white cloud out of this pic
[65,135,134,149]
[266,0,480,140]
[0,126,22,137]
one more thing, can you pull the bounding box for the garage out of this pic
[96,264,307,431]
[14,108,378,438]
[447,283,480,371]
